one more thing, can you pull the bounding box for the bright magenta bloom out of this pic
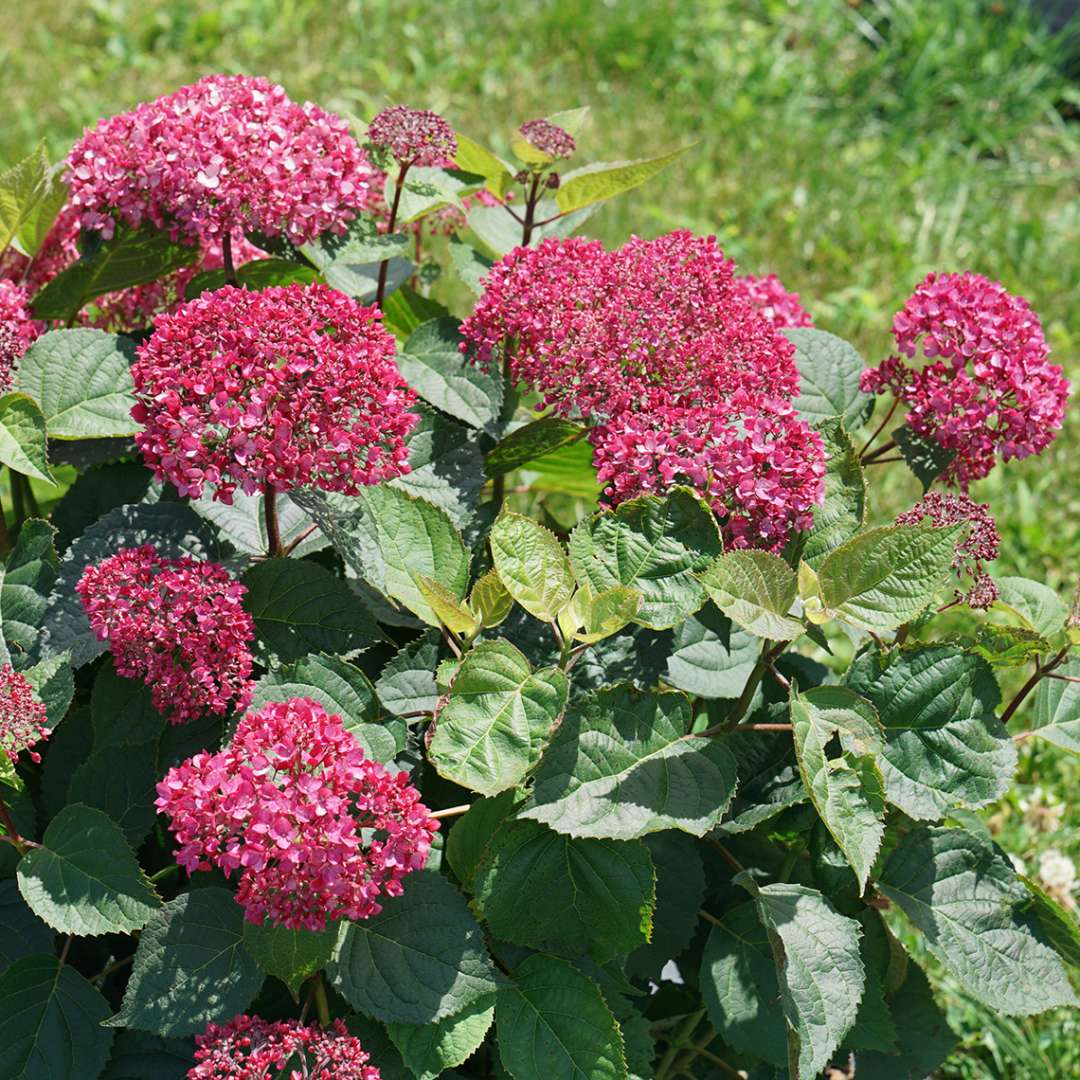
[0,665,50,764]
[191,1015,380,1079]
[732,272,814,329]
[367,105,457,167]
[157,698,438,931]
[519,118,576,160]
[67,74,381,246]
[0,280,42,388]
[77,546,254,725]
[131,283,418,503]
[861,271,1070,486]
[895,491,1001,609]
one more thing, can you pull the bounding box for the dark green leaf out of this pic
[893,424,956,492]
[184,256,317,299]
[67,741,158,847]
[446,790,520,892]
[243,921,337,999]
[664,605,759,699]
[100,1031,193,1080]
[388,994,496,1080]
[91,659,167,749]
[375,630,440,717]
[485,417,587,478]
[0,880,53,970]
[193,488,325,559]
[0,519,57,668]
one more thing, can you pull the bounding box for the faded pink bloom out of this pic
[861,272,1070,487]
[131,283,418,503]
[156,698,438,931]
[77,546,254,725]
[895,491,1001,609]
[67,75,381,247]
[519,118,576,160]
[0,280,42,388]
[191,1015,380,1079]
[367,105,457,168]
[732,272,814,329]
[0,665,50,764]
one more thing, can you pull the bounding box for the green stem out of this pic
[313,971,331,1028]
[149,863,181,884]
[655,1009,706,1080]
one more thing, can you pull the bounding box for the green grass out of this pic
[2,2,1079,1074]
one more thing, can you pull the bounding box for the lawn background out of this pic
[2,1,1078,1074]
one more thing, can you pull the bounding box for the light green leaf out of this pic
[562,585,640,644]
[327,870,501,1025]
[490,512,575,622]
[790,685,886,893]
[429,638,567,797]
[485,417,587,478]
[0,394,54,483]
[818,525,964,631]
[300,213,410,299]
[1031,658,1080,754]
[0,956,113,1080]
[570,489,722,630]
[468,569,513,629]
[243,921,337,999]
[108,887,264,1035]
[17,803,160,936]
[993,576,1068,639]
[0,143,51,253]
[15,328,139,439]
[241,558,379,662]
[803,419,866,569]
[785,328,873,429]
[522,685,737,840]
[388,994,496,1080]
[555,145,692,214]
[879,826,1077,1015]
[846,645,1015,819]
[453,135,515,199]
[698,550,803,640]
[518,437,602,500]
[381,285,450,341]
[449,236,494,295]
[0,519,58,669]
[473,818,654,960]
[13,171,66,260]
[737,876,865,1080]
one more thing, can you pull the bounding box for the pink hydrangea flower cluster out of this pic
[157,698,438,931]
[367,105,457,168]
[461,231,825,547]
[732,272,814,329]
[76,546,254,725]
[519,118,576,160]
[0,280,42,388]
[0,665,50,764]
[860,271,1070,487]
[66,74,381,247]
[131,283,418,503]
[895,491,1001,609]
[191,1015,380,1079]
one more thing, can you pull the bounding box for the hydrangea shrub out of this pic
[0,76,1076,1080]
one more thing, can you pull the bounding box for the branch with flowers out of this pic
[0,72,1075,1080]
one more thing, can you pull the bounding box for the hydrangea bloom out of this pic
[367,105,457,168]
[895,491,1000,609]
[0,280,42,388]
[462,231,825,547]
[191,1015,380,1079]
[0,665,50,764]
[519,118,576,160]
[861,272,1070,486]
[77,546,254,724]
[131,283,418,502]
[156,698,438,931]
[67,75,381,246]
[732,272,814,329]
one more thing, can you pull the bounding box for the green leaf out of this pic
[243,921,337,999]
[555,145,692,214]
[790,685,886,893]
[454,135,515,199]
[785,328,873,429]
[561,585,640,644]
[0,955,113,1080]
[0,880,53,970]
[469,569,513,629]
[663,605,759,699]
[445,790,519,892]
[327,870,500,1025]
[416,574,481,637]
[15,328,139,439]
[473,818,654,960]
[846,645,1015,819]
[844,910,899,1053]
[993,576,1068,638]
[381,285,450,341]
[429,639,567,797]
[249,652,404,762]
[817,525,963,632]
[518,438,602,500]
[375,631,440,717]
[91,659,166,749]
[522,685,737,839]
[485,417,587,478]
[388,994,496,1080]
[397,317,503,433]
[50,461,152,553]
[449,237,494,295]
[1020,874,1080,969]
[879,826,1076,1014]
[716,717,807,834]
[803,419,866,568]
[31,223,198,321]
[698,550,803,640]
[100,1031,193,1080]
[0,519,58,668]
[893,424,956,492]
[490,512,575,622]
[1031,658,1080,753]
[183,256,318,299]
[108,887,264,1035]
[193,488,325,559]
[241,558,379,663]
[570,489,722,630]
[965,624,1050,669]
[0,144,49,249]
[299,214,410,299]
[496,954,628,1080]
[737,876,865,1080]
[67,741,159,847]
[0,394,54,484]
[17,803,160,936]
[13,173,66,261]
